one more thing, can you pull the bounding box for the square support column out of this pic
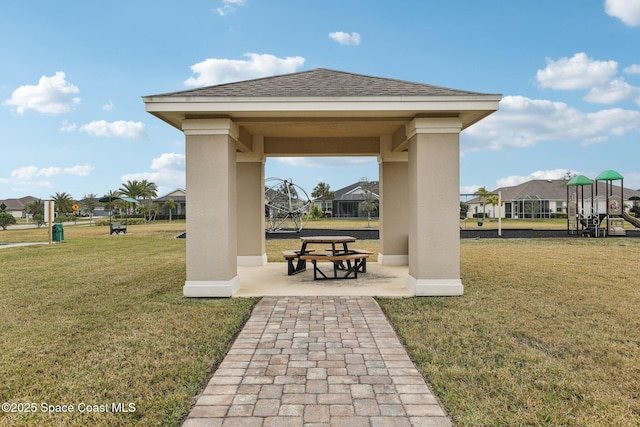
[182,119,239,297]
[379,159,409,266]
[237,140,266,266]
[407,118,463,296]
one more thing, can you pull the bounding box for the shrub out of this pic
[94,217,148,226]
[54,215,75,223]
[0,212,17,230]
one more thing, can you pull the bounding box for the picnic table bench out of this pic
[110,222,127,235]
[282,249,315,275]
[300,252,372,280]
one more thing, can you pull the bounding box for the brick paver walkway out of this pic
[183,296,452,427]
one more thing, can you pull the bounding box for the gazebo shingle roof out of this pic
[152,68,491,98]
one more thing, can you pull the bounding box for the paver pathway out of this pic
[183,296,452,427]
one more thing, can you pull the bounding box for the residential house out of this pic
[322,181,380,218]
[466,179,640,219]
[154,189,186,217]
[0,196,39,219]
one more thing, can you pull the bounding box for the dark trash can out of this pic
[52,223,64,242]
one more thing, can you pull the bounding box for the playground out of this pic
[567,169,640,237]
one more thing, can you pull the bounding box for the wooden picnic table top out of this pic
[299,235,356,244]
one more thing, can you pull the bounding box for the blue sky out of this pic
[1,0,639,201]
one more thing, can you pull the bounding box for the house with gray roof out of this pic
[0,196,39,219]
[466,179,640,219]
[317,181,380,218]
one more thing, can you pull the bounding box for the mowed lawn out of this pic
[2,221,639,425]
[0,223,258,427]
[378,237,640,426]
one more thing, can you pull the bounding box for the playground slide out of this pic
[622,211,640,228]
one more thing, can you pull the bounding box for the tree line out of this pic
[0,179,179,229]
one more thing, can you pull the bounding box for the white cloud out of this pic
[36,167,63,177]
[64,164,93,176]
[605,0,640,26]
[536,53,618,90]
[79,120,146,139]
[584,78,640,104]
[463,95,640,151]
[184,53,305,87]
[329,31,361,46]
[102,101,114,111]
[122,153,185,196]
[460,185,482,195]
[216,0,247,16]
[11,166,39,180]
[496,169,579,188]
[10,164,92,181]
[536,53,640,104]
[150,152,185,171]
[60,120,77,132]
[624,64,640,74]
[3,71,80,115]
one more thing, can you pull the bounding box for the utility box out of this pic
[52,223,64,242]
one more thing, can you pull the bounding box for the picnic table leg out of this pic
[359,258,367,273]
[294,242,308,274]
[294,258,306,273]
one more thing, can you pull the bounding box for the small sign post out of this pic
[44,200,55,245]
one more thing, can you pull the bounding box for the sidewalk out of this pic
[182,296,452,427]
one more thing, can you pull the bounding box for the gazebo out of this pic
[143,69,501,297]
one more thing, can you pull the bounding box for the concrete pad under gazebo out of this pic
[143,69,501,297]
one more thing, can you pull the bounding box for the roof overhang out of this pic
[142,95,502,136]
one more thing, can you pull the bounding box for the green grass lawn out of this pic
[378,238,640,426]
[0,223,257,426]
[2,222,639,426]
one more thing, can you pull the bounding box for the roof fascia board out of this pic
[144,97,501,114]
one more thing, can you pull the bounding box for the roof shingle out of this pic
[151,68,493,98]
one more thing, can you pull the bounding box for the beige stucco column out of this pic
[182,119,239,297]
[407,117,463,296]
[378,135,409,265]
[237,135,266,266]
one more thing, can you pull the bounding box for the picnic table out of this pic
[282,236,372,280]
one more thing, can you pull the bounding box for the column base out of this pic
[183,276,240,297]
[406,275,463,296]
[237,254,268,266]
[378,253,409,266]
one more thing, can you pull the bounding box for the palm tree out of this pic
[311,182,334,217]
[118,180,157,217]
[118,180,144,200]
[163,199,176,222]
[473,186,492,219]
[485,195,500,218]
[140,179,158,200]
[50,192,74,215]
